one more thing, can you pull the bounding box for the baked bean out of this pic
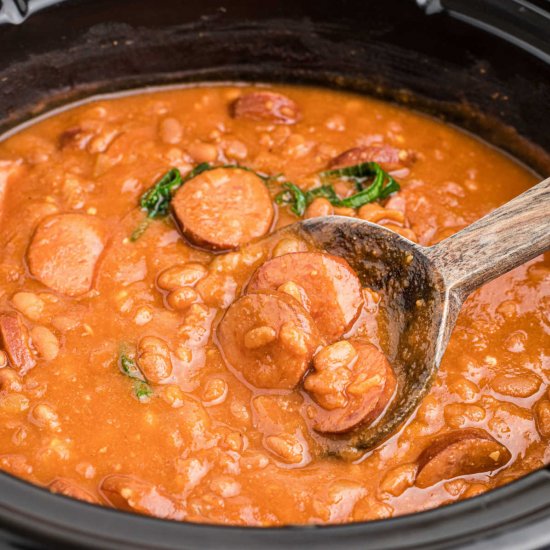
[157,263,207,291]
[248,252,363,342]
[534,400,550,439]
[448,376,480,402]
[277,281,311,310]
[380,463,417,496]
[30,326,59,361]
[244,326,277,350]
[224,139,248,161]
[279,322,310,356]
[265,433,307,464]
[134,306,153,326]
[49,478,98,503]
[283,133,312,159]
[443,403,486,429]
[202,378,228,405]
[87,130,118,154]
[0,368,22,392]
[139,336,170,358]
[11,292,44,321]
[177,397,211,441]
[187,141,218,163]
[272,238,308,257]
[137,353,172,383]
[333,206,356,217]
[314,340,357,374]
[161,385,186,408]
[384,224,417,241]
[172,168,274,251]
[357,203,405,225]
[210,476,241,498]
[231,91,301,124]
[167,287,198,311]
[0,313,35,374]
[304,341,396,434]
[177,303,214,347]
[0,351,8,368]
[304,198,334,219]
[137,336,172,383]
[491,372,542,398]
[195,273,237,309]
[159,117,183,144]
[217,291,321,389]
[32,403,60,430]
[415,429,511,488]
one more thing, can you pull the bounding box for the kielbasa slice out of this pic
[328,145,416,172]
[247,252,363,342]
[231,91,301,124]
[304,341,394,434]
[415,429,511,488]
[27,213,106,297]
[0,312,35,374]
[49,478,99,504]
[172,168,274,251]
[100,475,185,520]
[217,291,322,389]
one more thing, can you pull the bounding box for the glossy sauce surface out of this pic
[0,84,548,525]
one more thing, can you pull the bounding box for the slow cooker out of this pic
[0,0,549,547]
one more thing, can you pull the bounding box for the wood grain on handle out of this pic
[425,178,550,298]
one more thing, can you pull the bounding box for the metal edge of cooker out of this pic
[0,0,549,548]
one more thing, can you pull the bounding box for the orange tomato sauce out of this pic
[0,84,547,525]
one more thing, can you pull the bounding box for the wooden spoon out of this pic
[288,177,549,452]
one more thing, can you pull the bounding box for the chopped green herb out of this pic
[321,161,400,201]
[140,164,214,219]
[133,380,153,402]
[275,161,400,217]
[118,346,152,402]
[275,182,308,217]
[304,185,340,204]
[129,218,152,242]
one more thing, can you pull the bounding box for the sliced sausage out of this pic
[49,478,99,504]
[27,213,106,297]
[304,341,394,434]
[328,145,416,172]
[231,91,301,124]
[217,291,322,389]
[0,312,35,374]
[415,429,512,488]
[172,168,274,251]
[100,475,185,520]
[247,252,363,342]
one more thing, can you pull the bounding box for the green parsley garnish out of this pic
[275,162,400,217]
[118,346,152,403]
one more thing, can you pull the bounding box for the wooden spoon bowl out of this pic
[290,177,550,452]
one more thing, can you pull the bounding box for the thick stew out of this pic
[0,84,548,525]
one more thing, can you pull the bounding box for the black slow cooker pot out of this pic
[0,0,549,548]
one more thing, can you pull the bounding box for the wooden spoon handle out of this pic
[424,177,550,298]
